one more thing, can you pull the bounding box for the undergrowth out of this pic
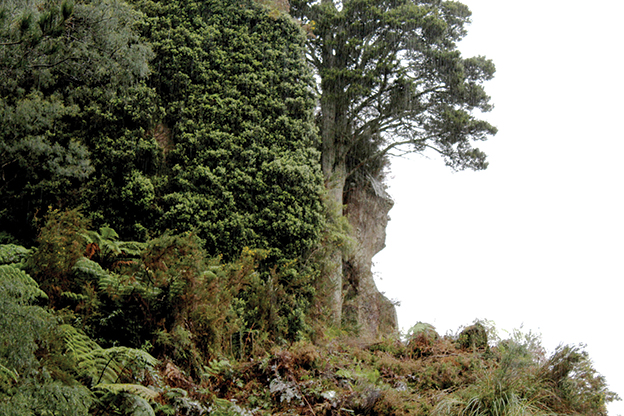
[0,213,618,415]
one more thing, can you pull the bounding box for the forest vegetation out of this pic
[0,0,619,415]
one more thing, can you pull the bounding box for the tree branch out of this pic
[0,40,25,46]
[346,136,439,178]
[28,55,75,69]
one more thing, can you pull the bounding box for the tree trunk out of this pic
[320,89,348,325]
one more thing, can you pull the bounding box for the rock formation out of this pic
[342,176,398,340]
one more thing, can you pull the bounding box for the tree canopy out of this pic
[135,0,325,261]
[0,0,153,242]
[290,0,497,190]
[288,0,498,324]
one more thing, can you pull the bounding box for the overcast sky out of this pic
[373,1,624,414]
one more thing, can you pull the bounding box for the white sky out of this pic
[373,1,624,414]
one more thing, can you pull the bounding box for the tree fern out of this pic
[118,393,156,416]
[60,324,158,385]
[0,244,30,265]
[0,264,48,303]
[0,265,51,371]
[94,383,159,402]
[73,257,111,282]
[83,227,123,255]
[82,227,146,261]
[0,265,93,415]
[60,324,161,414]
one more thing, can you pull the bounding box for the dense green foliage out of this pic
[0,260,90,415]
[1,0,328,345]
[1,0,325,264]
[0,0,153,242]
[134,0,325,260]
[1,0,619,415]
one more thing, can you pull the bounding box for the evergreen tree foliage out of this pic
[0,0,154,243]
[1,0,326,286]
[291,0,497,184]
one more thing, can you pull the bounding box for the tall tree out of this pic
[0,0,154,242]
[289,0,497,322]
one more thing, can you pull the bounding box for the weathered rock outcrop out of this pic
[342,177,398,340]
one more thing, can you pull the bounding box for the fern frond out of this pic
[105,346,160,369]
[117,241,146,257]
[79,349,125,385]
[124,393,156,416]
[96,386,157,416]
[82,227,145,259]
[0,244,30,265]
[60,325,159,386]
[0,264,48,302]
[99,227,120,242]
[94,383,159,402]
[98,273,123,292]
[96,269,161,300]
[73,257,110,281]
[61,291,90,301]
[61,324,100,355]
[60,325,116,383]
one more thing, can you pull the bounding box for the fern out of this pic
[0,264,48,303]
[94,383,159,402]
[123,393,157,416]
[82,227,123,257]
[0,244,30,265]
[62,325,120,385]
[117,240,146,257]
[61,291,90,301]
[60,325,159,386]
[82,227,146,259]
[97,388,157,416]
[60,324,161,414]
[73,256,111,281]
[95,267,161,300]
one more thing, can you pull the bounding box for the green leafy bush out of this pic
[138,0,325,261]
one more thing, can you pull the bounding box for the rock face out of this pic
[342,177,398,340]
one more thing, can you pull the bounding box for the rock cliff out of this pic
[342,176,398,340]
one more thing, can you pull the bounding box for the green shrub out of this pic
[457,322,488,351]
